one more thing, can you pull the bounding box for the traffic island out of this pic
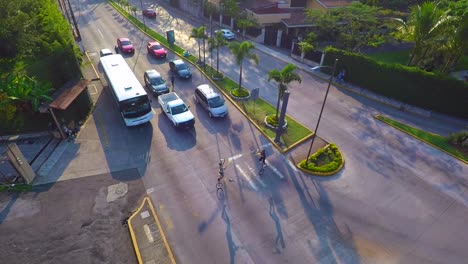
[128,197,176,264]
[297,143,345,176]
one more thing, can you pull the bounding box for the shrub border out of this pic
[296,143,345,176]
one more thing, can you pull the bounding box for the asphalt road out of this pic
[60,1,468,263]
[0,170,145,264]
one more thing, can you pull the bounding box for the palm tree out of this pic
[208,31,228,76]
[268,64,301,120]
[394,2,453,66]
[189,25,207,65]
[228,41,259,93]
[204,1,218,38]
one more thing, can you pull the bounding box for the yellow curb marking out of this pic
[147,198,177,264]
[128,197,177,264]
[95,112,110,148]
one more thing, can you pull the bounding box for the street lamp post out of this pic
[305,59,338,165]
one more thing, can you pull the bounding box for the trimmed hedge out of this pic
[299,144,343,173]
[323,47,468,119]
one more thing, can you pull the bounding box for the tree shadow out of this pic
[287,165,362,263]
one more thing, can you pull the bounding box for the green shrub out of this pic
[266,115,278,127]
[323,47,468,119]
[299,143,343,173]
[447,131,468,146]
[231,88,249,97]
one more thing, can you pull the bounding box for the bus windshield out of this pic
[120,96,152,118]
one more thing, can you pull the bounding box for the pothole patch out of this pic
[106,182,128,202]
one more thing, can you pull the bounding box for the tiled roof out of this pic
[282,9,313,27]
[316,0,352,8]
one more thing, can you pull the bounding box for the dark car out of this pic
[116,37,134,54]
[143,8,156,18]
[169,59,192,79]
[144,69,169,96]
[146,41,167,59]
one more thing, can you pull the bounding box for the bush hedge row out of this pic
[323,47,468,119]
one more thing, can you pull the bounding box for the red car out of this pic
[143,8,156,18]
[146,41,167,59]
[116,38,134,54]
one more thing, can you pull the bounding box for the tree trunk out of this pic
[275,85,281,120]
[238,61,243,91]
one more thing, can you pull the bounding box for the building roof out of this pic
[315,0,352,8]
[49,79,91,110]
[282,9,314,27]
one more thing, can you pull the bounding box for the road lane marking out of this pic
[235,164,258,191]
[286,158,299,172]
[247,165,267,187]
[97,28,104,39]
[266,160,284,179]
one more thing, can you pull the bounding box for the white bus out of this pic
[100,54,153,126]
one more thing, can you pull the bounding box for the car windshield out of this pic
[150,77,165,85]
[121,40,131,46]
[120,96,151,118]
[151,44,162,50]
[208,96,224,108]
[171,104,188,115]
[176,63,188,71]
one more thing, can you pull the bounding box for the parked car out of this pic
[144,69,169,96]
[146,41,167,59]
[99,48,113,57]
[214,29,235,40]
[169,59,192,79]
[194,84,228,118]
[116,37,134,54]
[143,8,156,18]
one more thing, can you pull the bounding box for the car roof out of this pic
[145,69,162,78]
[196,84,220,99]
[148,41,161,46]
[118,37,130,42]
[100,48,113,56]
[172,59,185,65]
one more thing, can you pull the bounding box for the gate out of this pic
[264,26,277,46]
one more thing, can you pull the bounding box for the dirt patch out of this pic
[0,169,145,264]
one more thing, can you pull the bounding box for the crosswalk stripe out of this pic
[247,165,267,187]
[235,164,258,191]
[286,158,299,172]
[265,160,285,179]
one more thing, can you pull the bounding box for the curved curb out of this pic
[127,198,145,264]
[295,144,345,176]
[374,115,468,165]
[128,196,177,264]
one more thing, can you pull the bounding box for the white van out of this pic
[194,84,228,118]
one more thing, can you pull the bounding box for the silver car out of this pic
[144,69,169,96]
[194,84,228,118]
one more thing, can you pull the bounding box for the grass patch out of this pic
[241,100,312,147]
[376,115,468,162]
[365,50,410,65]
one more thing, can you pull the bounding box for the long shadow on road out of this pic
[287,165,362,263]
